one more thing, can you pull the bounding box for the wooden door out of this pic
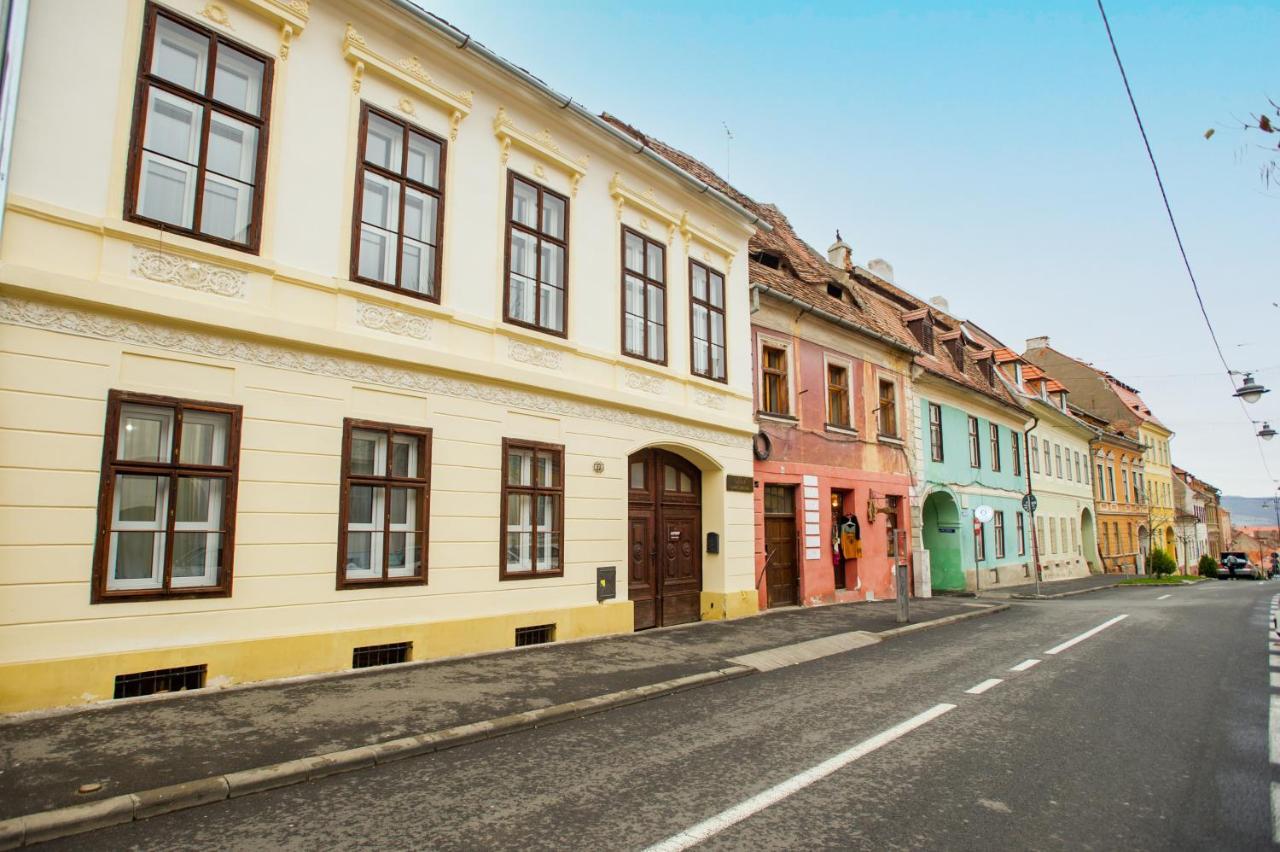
[659,508,701,626]
[627,449,702,630]
[628,511,657,630]
[764,485,798,608]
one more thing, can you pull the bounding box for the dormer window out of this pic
[904,309,934,353]
[826,283,845,302]
[938,332,965,372]
[752,251,783,270]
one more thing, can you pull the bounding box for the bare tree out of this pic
[1206,99,1279,189]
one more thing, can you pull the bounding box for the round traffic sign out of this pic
[974,505,994,524]
[1021,494,1038,513]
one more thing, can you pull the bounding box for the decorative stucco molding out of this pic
[624,370,665,395]
[215,0,309,59]
[680,211,735,271]
[507,339,563,370]
[0,297,745,448]
[693,388,726,410]
[610,173,678,244]
[129,246,247,299]
[343,24,472,140]
[493,107,588,196]
[355,302,432,341]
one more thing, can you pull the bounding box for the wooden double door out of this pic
[628,449,702,630]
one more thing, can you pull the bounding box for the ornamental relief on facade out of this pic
[507,339,563,370]
[129,246,247,299]
[624,370,665,395]
[692,388,726,410]
[355,302,432,341]
[0,297,744,448]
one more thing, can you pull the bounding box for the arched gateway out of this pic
[628,448,702,630]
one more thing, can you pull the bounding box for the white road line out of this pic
[1272,694,1280,766]
[1156,594,1172,600]
[643,703,956,852]
[1009,659,1041,672]
[1270,671,1280,689]
[1272,784,1280,845]
[1045,615,1129,656]
[965,678,1003,695]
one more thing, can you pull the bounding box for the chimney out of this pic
[928,296,950,313]
[1026,336,1049,350]
[827,231,852,270]
[866,258,894,282]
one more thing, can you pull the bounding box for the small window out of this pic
[338,420,431,588]
[505,173,568,335]
[515,623,555,646]
[760,344,789,416]
[502,440,564,578]
[827,362,851,428]
[929,404,944,462]
[1016,512,1026,556]
[1043,441,1051,475]
[93,391,241,602]
[352,105,446,300]
[994,510,1005,558]
[690,260,727,381]
[989,424,1001,472]
[967,416,980,468]
[126,5,272,250]
[974,522,986,561]
[1011,432,1022,476]
[1074,451,1082,483]
[622,227,667,363]
[877,380,898,437]
[1030,435,1040,473]
[1054,445,1063,478]
[352,641,412,668]
[663,463,694,494]
[114,664,207,699]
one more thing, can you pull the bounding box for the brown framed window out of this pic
[760,345,789,416]
[126,4,273,251]
[1016,512,1026,555]
[1031,435,1040,473]
[877,380,898,437]
[968,416,981,468]
[92,390,241,602]
[928,403,943,462]
[505,173,568,335]
[351,104,445,301]
[994,510,1006,558]
[337,420,430,588]
[975,522,986,561]
[690,260,726,381]
[501,439,563,578]
[1011,432,1022,476]
[989,423,1001,472]
[622,227,666,363]
[884,495,901,559]
[827,363,850,428]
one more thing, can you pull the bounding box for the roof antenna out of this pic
[722,122,733,180]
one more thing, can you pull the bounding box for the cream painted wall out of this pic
[0,0,764,694]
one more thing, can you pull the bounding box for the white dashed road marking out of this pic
[1045,615,1129,655]
[1157,594,1172,600]
[965,678,1003,695]
[644,703,956,852]
[1009,659,1041,672]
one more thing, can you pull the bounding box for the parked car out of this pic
[1218,552,1261,580]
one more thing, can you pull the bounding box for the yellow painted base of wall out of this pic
[0,601,634,715]
[700,589,759,621]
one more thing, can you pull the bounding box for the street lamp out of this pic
[1234,373,1270,404]
[1260,422,1278,441]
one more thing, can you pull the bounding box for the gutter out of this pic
[0,0,31,240]
[751,283,918,356]
[383,0,770,233]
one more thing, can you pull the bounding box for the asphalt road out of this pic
[51,580,1275,850]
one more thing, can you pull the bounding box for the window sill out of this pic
[877,434,904,446]
[757,412,798,425]
[337,576,428,591]
[499,569,565,582]
[93,586,231,604]
[825,423,858,437]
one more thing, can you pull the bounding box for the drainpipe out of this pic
[0,0,31,240]
[1024,414,1042,596]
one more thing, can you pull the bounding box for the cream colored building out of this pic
[0,0,765,712]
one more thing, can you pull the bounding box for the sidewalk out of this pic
[0,597,1002,826]
[980,572,1138,599]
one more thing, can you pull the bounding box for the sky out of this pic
[421,0,1280,497]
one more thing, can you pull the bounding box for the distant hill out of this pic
[1222,495,1279,527]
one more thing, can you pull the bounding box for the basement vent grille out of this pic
[113,664,207,699]
[352,641,412,669]
[514,624,555,647]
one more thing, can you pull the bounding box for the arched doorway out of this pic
[1163,526,1176,561]
[1080,507,1099,572]
[628,448,702,630]
[923,490,964,592]
[1137,525,1149,573]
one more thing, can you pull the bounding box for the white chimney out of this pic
[826,231,851,269]
[867,258,894,282]
[928,295,949,313]
[1026,336,1049,350]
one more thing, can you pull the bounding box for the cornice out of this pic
[493,107,588,195]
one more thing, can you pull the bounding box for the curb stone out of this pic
[0,608,1006,848]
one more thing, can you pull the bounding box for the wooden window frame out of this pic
[689,259,727,382]
[759,341,791,417]
[1030,435,1039,473]
[499,438,564,580]
[928,403,943,462]
[877,378,899,438]
[975,521,986,561]
[989,423,1001,472]
[620,226,667,365]
[1016,511,1026,556]
[503,171,569,337]
[1054,444,1063,478]
[994,510,1006,558]
[825,357,852,429]
[92,390,242,603]
[125,3,274,253]
[967,416,981,468]
[349,103,447,303]
[336,419,432,590]
[1074,451,1082,483]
